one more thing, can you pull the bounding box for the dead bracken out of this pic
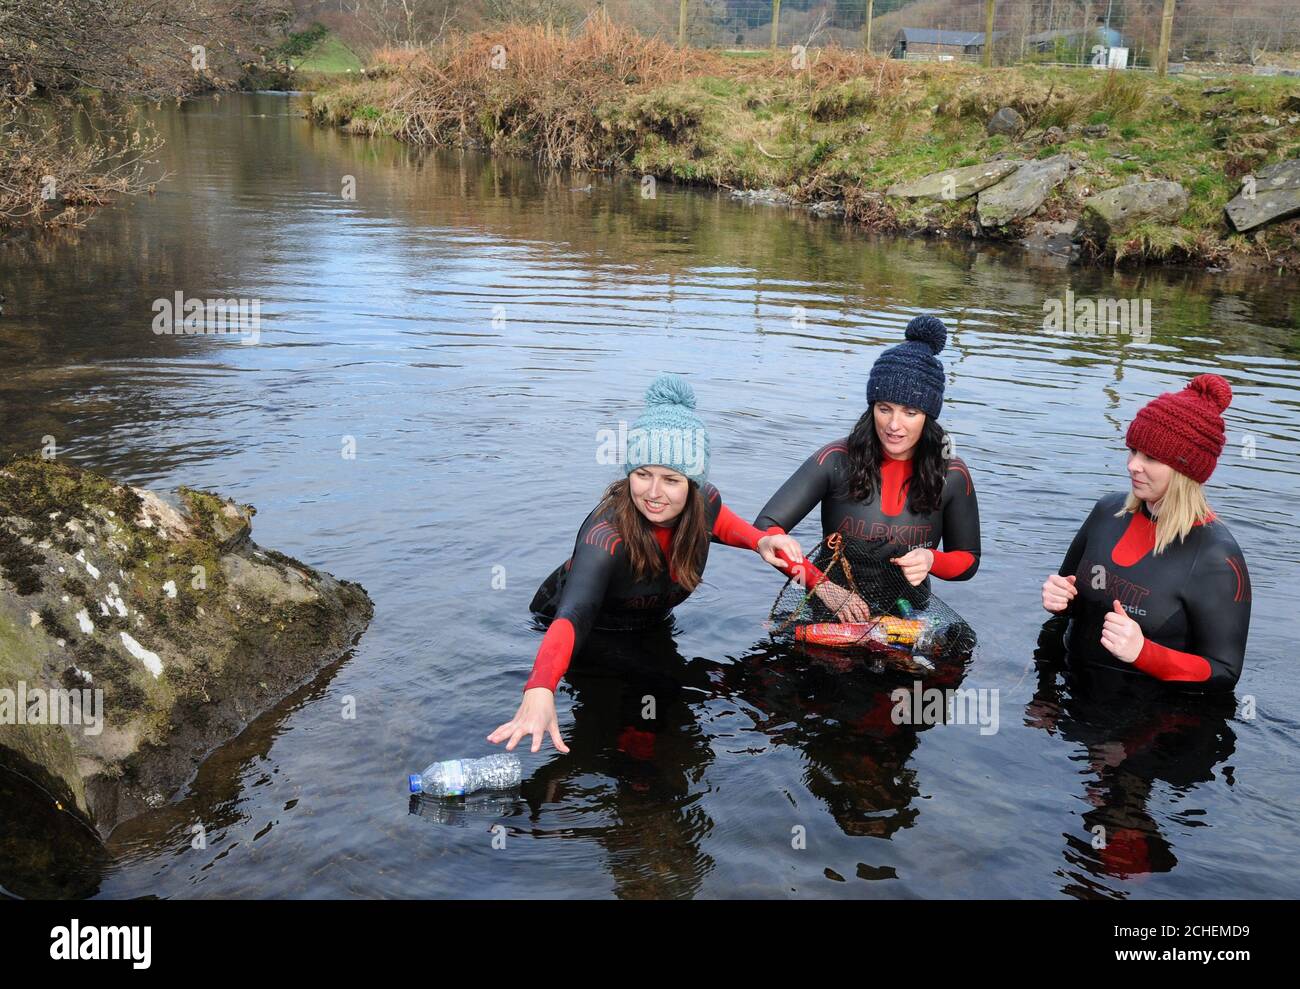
[308,16,1300,272]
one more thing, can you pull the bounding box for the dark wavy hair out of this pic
[845,405,949,514]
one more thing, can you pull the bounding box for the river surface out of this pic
[1,92,1298,899]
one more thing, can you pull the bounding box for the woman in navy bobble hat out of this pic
[753,315,982,619]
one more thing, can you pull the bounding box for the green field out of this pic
[292,34,363,74]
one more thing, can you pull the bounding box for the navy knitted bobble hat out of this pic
[866,315,948,419]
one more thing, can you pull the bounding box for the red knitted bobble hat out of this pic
[1125,374,1232,484]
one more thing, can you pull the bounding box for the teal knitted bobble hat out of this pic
[624,373,710,484]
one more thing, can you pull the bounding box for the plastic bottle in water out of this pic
[408,754,521,797]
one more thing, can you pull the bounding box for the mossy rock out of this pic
[0,456,373,838]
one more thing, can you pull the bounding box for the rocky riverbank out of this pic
[0,457,373,838]
[306,19,1300,272]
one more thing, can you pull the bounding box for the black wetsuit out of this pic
[525,481,764,691]
[1055,492,1252,690]
[753,438,981,582]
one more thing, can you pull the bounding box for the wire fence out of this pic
[576,1,1300,72]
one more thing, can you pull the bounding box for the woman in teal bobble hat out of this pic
[488,373,803,754]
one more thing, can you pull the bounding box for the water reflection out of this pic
[516,624,717,900]
[719,639,974,842]
[1029,617,1238,898]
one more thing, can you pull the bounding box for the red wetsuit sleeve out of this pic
[786,555,826,588]
[930,549,976,580]
[1133,638,1213,683]
[1131,538,1251,690]
[932,459,980,581]
[524,618,576,693]
[525,512,622,693]
[712,503,764,551]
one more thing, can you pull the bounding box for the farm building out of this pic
[890,28,1008,60]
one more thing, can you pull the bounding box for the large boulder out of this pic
[886,160,1021,202]
[986,107,1025,137]
[0,457,373,837]
[1224,158,1300,232]
[977,154,1073,228]
[1075,180,1189,244]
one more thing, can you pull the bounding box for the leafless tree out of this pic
[0,0,291,228]
[346,0,459,49]
[485,0,582,30]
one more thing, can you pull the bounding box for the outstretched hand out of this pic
[488,687,570,754]
[813,580,872,623]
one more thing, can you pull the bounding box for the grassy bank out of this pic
[306,17,1300,272]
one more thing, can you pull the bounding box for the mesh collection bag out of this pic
[767,533,977,674]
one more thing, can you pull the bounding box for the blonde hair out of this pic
[1116,471,1213,554]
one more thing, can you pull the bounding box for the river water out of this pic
[1,92,1297,899]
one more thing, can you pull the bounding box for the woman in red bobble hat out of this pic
[1040,374,1251,689]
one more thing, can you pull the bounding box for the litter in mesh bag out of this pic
[767,533,977,673]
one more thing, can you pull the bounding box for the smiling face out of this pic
[873,401,926,460]
[628,465,690,523]
[1127,448,1173,508]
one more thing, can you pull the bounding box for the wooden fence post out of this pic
[984,0,996,68]
[1156,0,1177,77]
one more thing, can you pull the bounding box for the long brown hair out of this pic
[595,476,710,591]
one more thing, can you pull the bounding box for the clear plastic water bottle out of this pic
[408,754,522,797]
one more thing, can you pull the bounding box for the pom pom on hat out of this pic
[904,314,947,355]
[643,373,697,409]
[1186,373,1232,414]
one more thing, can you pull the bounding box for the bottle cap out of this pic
[895,597,914,617]
[408,774,422,793]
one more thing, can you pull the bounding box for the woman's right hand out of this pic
[1042,573,1077,613]
[487,687,570,754]
[814,581,872,623]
